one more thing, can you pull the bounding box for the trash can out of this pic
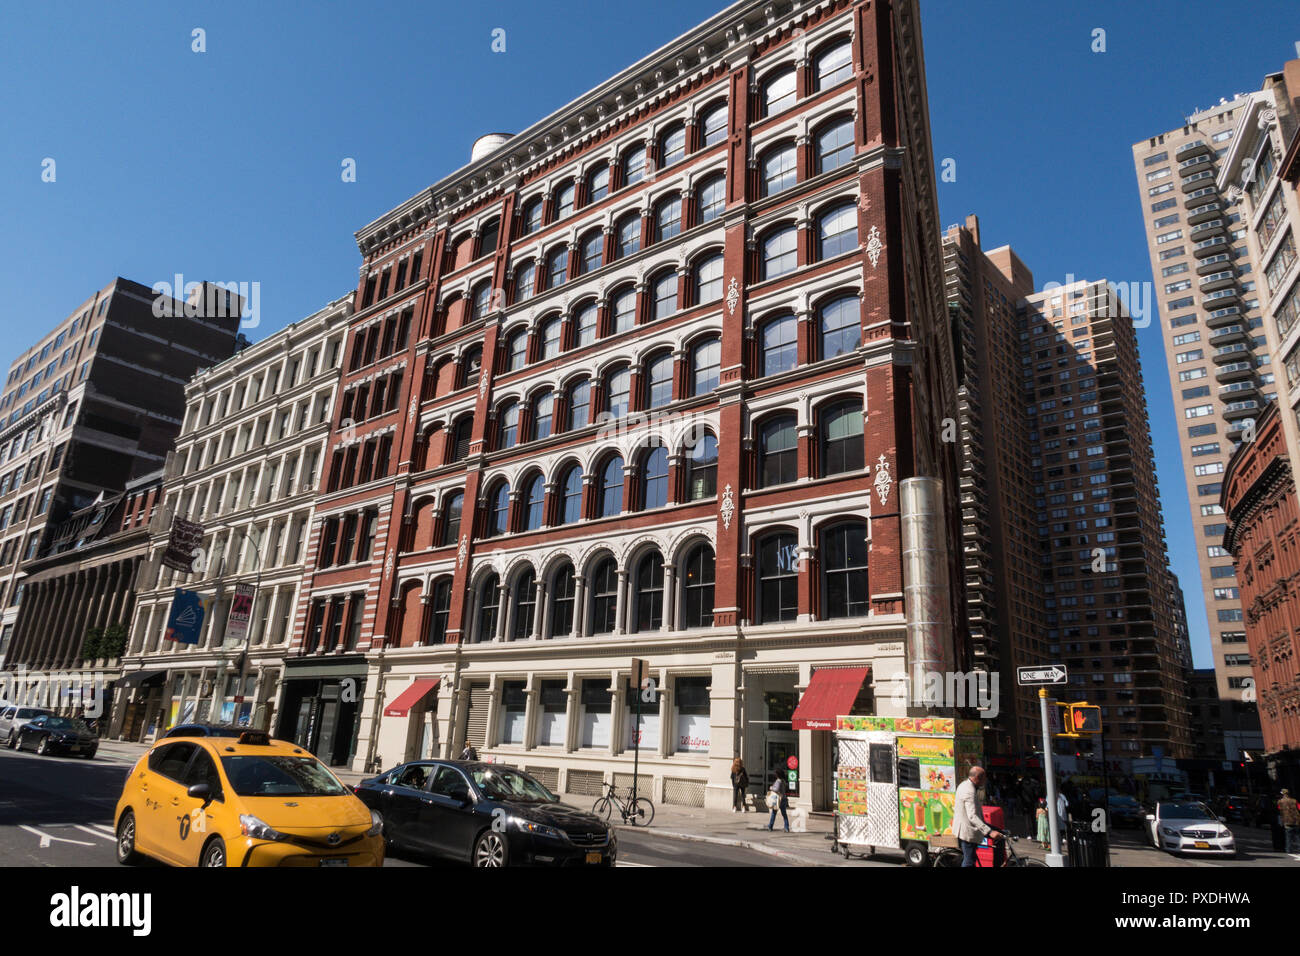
[1066,820,1108,867]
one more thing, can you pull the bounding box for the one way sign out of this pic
[1017,664,1067,686]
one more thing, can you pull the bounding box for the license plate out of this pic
[320,857,349,867]
[68,745,79,752]
[585,851,602,864]
[1193,841,1210,849]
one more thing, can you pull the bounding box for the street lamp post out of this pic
[220,523,264,727]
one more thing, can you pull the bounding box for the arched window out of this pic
[640,444,669,509]
[759,414,797,487]
[512,569,537,639]
[760,315,797,376]
[621,144,647,186]
[471,281,493,320]
[442,492,463,547]
[817,202,858,259]
[760,143,797,198]
[598,455,624,517]
[700,101,728,147]
[761,67,796,116]
[506,329,528,371]
[497,402,520,449]
[761,225,798,279]
[520,198,544,236]
[697,173,726,224]
[589,558,618,635]
[539,317,563,360]
[687,432,718,499]
[691,338,720,395]
[694,254,724,304]
[579,229,604,275]
[822,522,868,619]
[513,261,536,303]
[545,246,568,289]
[681,545,715,629]
[819,295,860,359]
[645,353,674,409]
[450,416,473,461]
[478,218,500,259]
[652,271,678,320]
[553,181,576,220]
[604,367,631,419]
[523,474,546,530]
[550,564,576,637]
[659,123,686,168]
[426,578,452,644]
[814,40,853,89]
[655,194,683,241]
[487,481,511,537]
[458,347,482,389]
[477,573,500,641]
[560,465,584,524]
[615,213,641,259]
[815,118,855,174]
[567,378,591,430]
[574,302,598,347]
[586,164,610,204]
[611,287,637,333]
[757,533,799,623]
[634,552,664,631]
[821,400,864,475]
[532,390,554,440]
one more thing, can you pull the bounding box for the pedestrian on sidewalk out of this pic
[954,765,999,867]
[1035,798,1050,849]
[460,744,478,761]
[731,757,750,813]
[1056,789,1070,844]
[1278,789,1300,853]
[766,769,790,832]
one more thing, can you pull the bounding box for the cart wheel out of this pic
[904,842,930,867]
[831,840,840,854]
[842,845,851,859]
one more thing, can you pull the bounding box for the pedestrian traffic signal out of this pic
[1068,703,1102,734]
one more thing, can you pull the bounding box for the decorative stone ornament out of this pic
[866,225,883,268]
[457,534,468,569]
[720,483,735,529]
[479,369,490,398]
[873,454,892,506]
[726,277,740,315]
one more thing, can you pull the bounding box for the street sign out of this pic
[1069,703,1102,734]
[1046,699,1063,735]
[630,658,649,687]
[1017,664,1067,686]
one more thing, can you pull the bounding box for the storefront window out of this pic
[625,680,660,751]
[580,680,612,748]
[675,676,711,754]
[500,681,526,745]
[538,680,567,747]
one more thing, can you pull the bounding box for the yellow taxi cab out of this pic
[113,730,384,867]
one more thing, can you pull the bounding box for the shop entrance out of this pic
[764,730,799,798]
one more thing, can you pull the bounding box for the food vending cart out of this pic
[832,714,984,866]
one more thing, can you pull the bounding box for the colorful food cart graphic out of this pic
[897,735,955,762]
[899,789,955,839]
[836,715,956,735]
[919,763,955,792]
[954,738,983,780]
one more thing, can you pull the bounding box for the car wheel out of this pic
[201,837,227,867]
[36,736,48,756]
[473,830,509,867]
[116,811,142,865]
[4,730,13,749]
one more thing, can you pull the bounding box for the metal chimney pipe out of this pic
[899,476,954,709]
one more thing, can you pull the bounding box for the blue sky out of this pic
[2,0,1297,666]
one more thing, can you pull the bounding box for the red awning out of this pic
[790,667,870,730]
[384,678,441,717]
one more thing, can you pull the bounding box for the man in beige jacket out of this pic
[954,765,1002,867]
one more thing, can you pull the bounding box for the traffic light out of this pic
[1068,703,1102,734]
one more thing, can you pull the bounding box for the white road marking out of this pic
[91,823,115,834]
[618,861,652,867]
[19,825,94,848]
[74,825,117,841]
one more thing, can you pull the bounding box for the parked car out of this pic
[1145,800,1235,857]
[15,715,98,758]
[1086,789,1144,828]
[354,760,616,867]
[162,723,248,739]
[1,706,51,747]
[115,729,383,867]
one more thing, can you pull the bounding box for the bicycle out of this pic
[591,781,655,827]
[933,831,1048,867]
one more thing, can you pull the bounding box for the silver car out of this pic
[0,706,52,747]
[1146,800,1235,857]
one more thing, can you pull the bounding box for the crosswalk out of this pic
[18,822,114,848]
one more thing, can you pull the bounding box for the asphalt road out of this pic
[0,746,779,868]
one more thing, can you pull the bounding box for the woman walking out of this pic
[1035,797,1050,849]
[730,757,750,813]
[766,768,790,832]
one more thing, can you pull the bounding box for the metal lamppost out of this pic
[220,523,265,727]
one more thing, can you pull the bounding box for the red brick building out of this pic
[1223,401,1300,786]
[282,0,966,809]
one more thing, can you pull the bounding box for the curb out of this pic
[615,825,839,866]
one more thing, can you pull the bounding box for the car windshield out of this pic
[17,709,46,719]
[1163,802,1215,820]
[221,755,348,797]
[44,717,88,731]
[470,768,557,803]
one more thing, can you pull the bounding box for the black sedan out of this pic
[354,760,615,867]
[15,715,98,758]
[162,722,247,738]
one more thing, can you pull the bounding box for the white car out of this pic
[1146,800,1235,857]
[0,705,52,747]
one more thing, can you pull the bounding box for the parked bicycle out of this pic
[592,781,655,827]
[933,831,1047,867]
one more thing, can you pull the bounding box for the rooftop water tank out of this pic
[471,133,513,163]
